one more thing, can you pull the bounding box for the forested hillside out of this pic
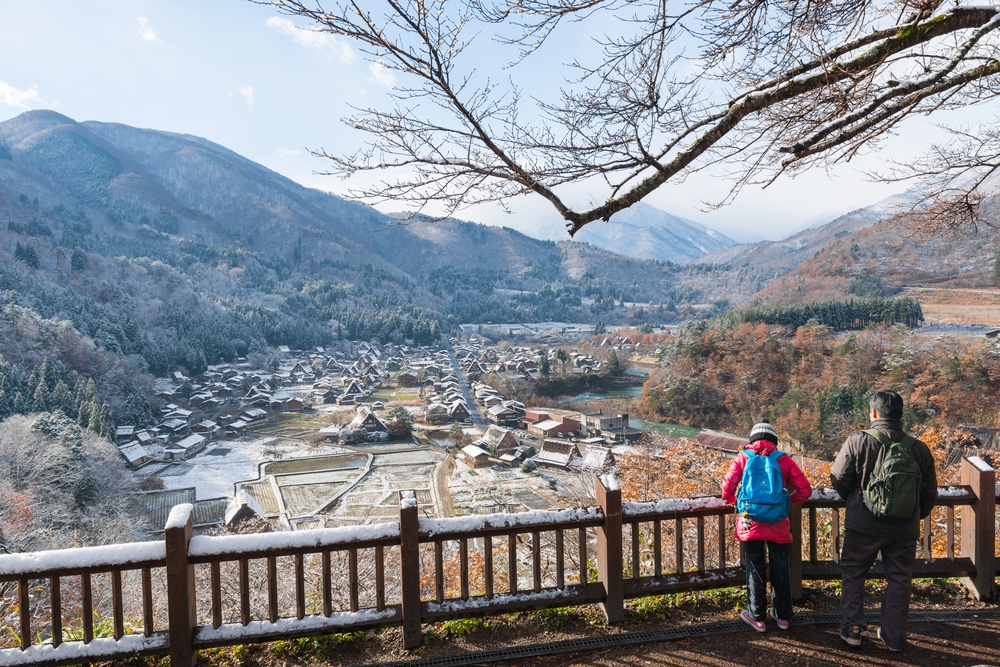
[0,110,737,430]
[0,413,142,551]
[641,320,1000,458]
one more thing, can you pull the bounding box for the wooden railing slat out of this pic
[717,514,726,569]
[923,516,933,563]
[555,529,565,589]
[211,561,222,629]
[434,541,444,603]
[696,516,706,573]
[322,551,332,615]
[239,558,250,626]
[832,509,841,565]
[50,575,62,647]
[296,553,306,619]
[508,533,518,594]
[485,535,494,598]
[82,572,93,643]
[460,538,469,600]
[375,546,385,610]
[675,518,683,574]
[267,556,278,624]
[630,522,640,581]
[349,548,359,612]
[112,568,124,640]
[142,566,153,637]
[947,505,955,560]
[532,531,541,592]
[809,507,818,563]
[653,521,662,577]
[19,577,30,649]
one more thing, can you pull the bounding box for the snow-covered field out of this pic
[145,437,356,500]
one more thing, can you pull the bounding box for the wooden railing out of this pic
[0,457,995,666]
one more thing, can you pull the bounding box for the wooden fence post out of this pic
[596,475,623,623]
[960,456,996,601]
[788,504,803,600]
[399,490,422,650]
[165,504,197,667]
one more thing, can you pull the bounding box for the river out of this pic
[569,377,701,438]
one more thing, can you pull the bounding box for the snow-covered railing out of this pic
[619,495,742,603]
[0,536,169,666]
[408,503,608,645]
[0,457,994,666]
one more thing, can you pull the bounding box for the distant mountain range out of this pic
[0,110,701,365]
[572,202,736,264]
[489,202,737,264]
[2,108,995,363]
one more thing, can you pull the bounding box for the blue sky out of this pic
[0,1,937,241]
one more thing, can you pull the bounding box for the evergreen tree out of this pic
[52,379,75,418]
[603,350,622,377]
[32,380,48,412]
[71,246,88,272]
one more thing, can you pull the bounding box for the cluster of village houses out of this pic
[114,335,655,470]
[126,334,680,532]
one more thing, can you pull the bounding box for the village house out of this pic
[448,400,471,421]
[459,444,492,468]
[487,403,520,425]
[225,489,267,529]
[527,416,581,439]
[575,444,615,473]
[191,420,219,438]
[115,425,136,443]
[581,412,641,442]
[240,408,268,426]
[347,408,389,434]
[472,425,519,457]
[535,439,579,469]
[118,441,151,468]
[424,401,450,424]
[164,434,207,460]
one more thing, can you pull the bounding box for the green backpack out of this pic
[862,429,922,524]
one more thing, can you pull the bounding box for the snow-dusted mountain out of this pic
[570,202,737,264]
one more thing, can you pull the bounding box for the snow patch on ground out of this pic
[145,437,357,500]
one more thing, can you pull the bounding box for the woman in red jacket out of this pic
[721,418,812,632]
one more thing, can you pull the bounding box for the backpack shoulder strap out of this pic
[863,428,890,446]
[864,428,915,450]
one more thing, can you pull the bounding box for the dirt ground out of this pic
[507,618,1000,666]
[172,580,999,667]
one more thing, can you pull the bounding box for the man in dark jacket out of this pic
[830,390,937,652]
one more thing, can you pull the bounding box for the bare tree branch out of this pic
[265,0,1000,234]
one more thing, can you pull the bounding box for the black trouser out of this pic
[743,540,792,621]
[839,530,916,649]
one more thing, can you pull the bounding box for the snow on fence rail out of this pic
[0,457,994,667]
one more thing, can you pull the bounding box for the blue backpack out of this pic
[736,450,790,523]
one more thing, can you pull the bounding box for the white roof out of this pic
[173,434,206,450]
[118,441,149,463]
[461,444,490,459]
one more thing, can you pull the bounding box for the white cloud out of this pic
[0,81,48,109]
[265,16,355,62]
[238,85,255,107]
[369,62,395,88]
[275,148,302,157]
[136,17,163,45]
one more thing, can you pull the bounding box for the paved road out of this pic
[442,337,487,430]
